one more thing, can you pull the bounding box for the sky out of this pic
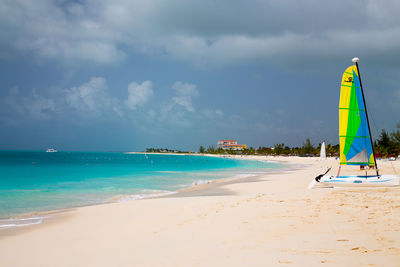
[1,0,400,152]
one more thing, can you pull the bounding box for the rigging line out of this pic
[369,111,380,139]
[360,81,380,138]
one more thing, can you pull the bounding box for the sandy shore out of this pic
[0,156,399,266]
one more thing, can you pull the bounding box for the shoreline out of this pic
[1,156,399,266]
[0,155,300,235]
[0,154,292,231]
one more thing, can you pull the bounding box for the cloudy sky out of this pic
[1,0,400,151]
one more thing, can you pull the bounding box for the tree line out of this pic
[374,123,400,157]
[199,139,339,156]
[146,148,188,153]
[198,123,400,158]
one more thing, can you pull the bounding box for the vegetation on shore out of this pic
[374,123,400,157]
[145,148,189,153]
[199,123,400,158]
[199,139,339,157]
[145,124,400,158]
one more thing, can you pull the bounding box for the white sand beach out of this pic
[0,156,399,266]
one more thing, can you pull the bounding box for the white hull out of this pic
[319,174,399,186]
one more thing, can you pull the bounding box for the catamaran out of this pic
[316,58,399,186]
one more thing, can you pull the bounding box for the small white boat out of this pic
[317,58,399,186]
[46,148,58,153]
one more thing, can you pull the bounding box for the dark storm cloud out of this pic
[1,0,400,67]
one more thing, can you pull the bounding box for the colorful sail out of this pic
[339,65,374,166]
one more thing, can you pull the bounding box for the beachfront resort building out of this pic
[217,140,247,151]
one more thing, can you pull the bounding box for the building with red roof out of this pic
[217,140,247,151]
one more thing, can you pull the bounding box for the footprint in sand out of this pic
[315,250,331,254]
[351,246,369,253]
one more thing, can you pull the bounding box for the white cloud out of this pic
[148,81,200,132]
[24,88,56,119]
[0,78,157,122]
[64,77,121,116]
[1,78,233,139]
[203,109,224,120]
[171,81,198,112]
[3,87,56,120]
[145,81,200,130]
[125,80,154,110]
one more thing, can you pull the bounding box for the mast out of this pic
[352,57,379,176]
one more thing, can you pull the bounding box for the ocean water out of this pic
[0,151,284,225]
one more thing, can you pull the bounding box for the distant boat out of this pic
[316,58,399,186]
[320,141,326,159]
[46,148,58,153]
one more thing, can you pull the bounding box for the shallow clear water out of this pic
[0,151,284,220]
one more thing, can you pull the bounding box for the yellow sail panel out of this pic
[339,136,347,165]
[339,65,358,109]
[338,108,349,137]
[369,154,374,165]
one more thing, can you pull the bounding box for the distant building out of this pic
[217,140,247,151]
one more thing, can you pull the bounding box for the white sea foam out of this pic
[112,191,176,202]
[191,180,212,186]
[191,173,258,187]
[236,173,257,178]
[0,216,44,229]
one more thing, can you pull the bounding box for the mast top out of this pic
[352,57,359,63]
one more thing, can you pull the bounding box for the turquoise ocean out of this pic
[0,151,284,227]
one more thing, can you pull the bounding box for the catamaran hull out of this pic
[319,174,399,186]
